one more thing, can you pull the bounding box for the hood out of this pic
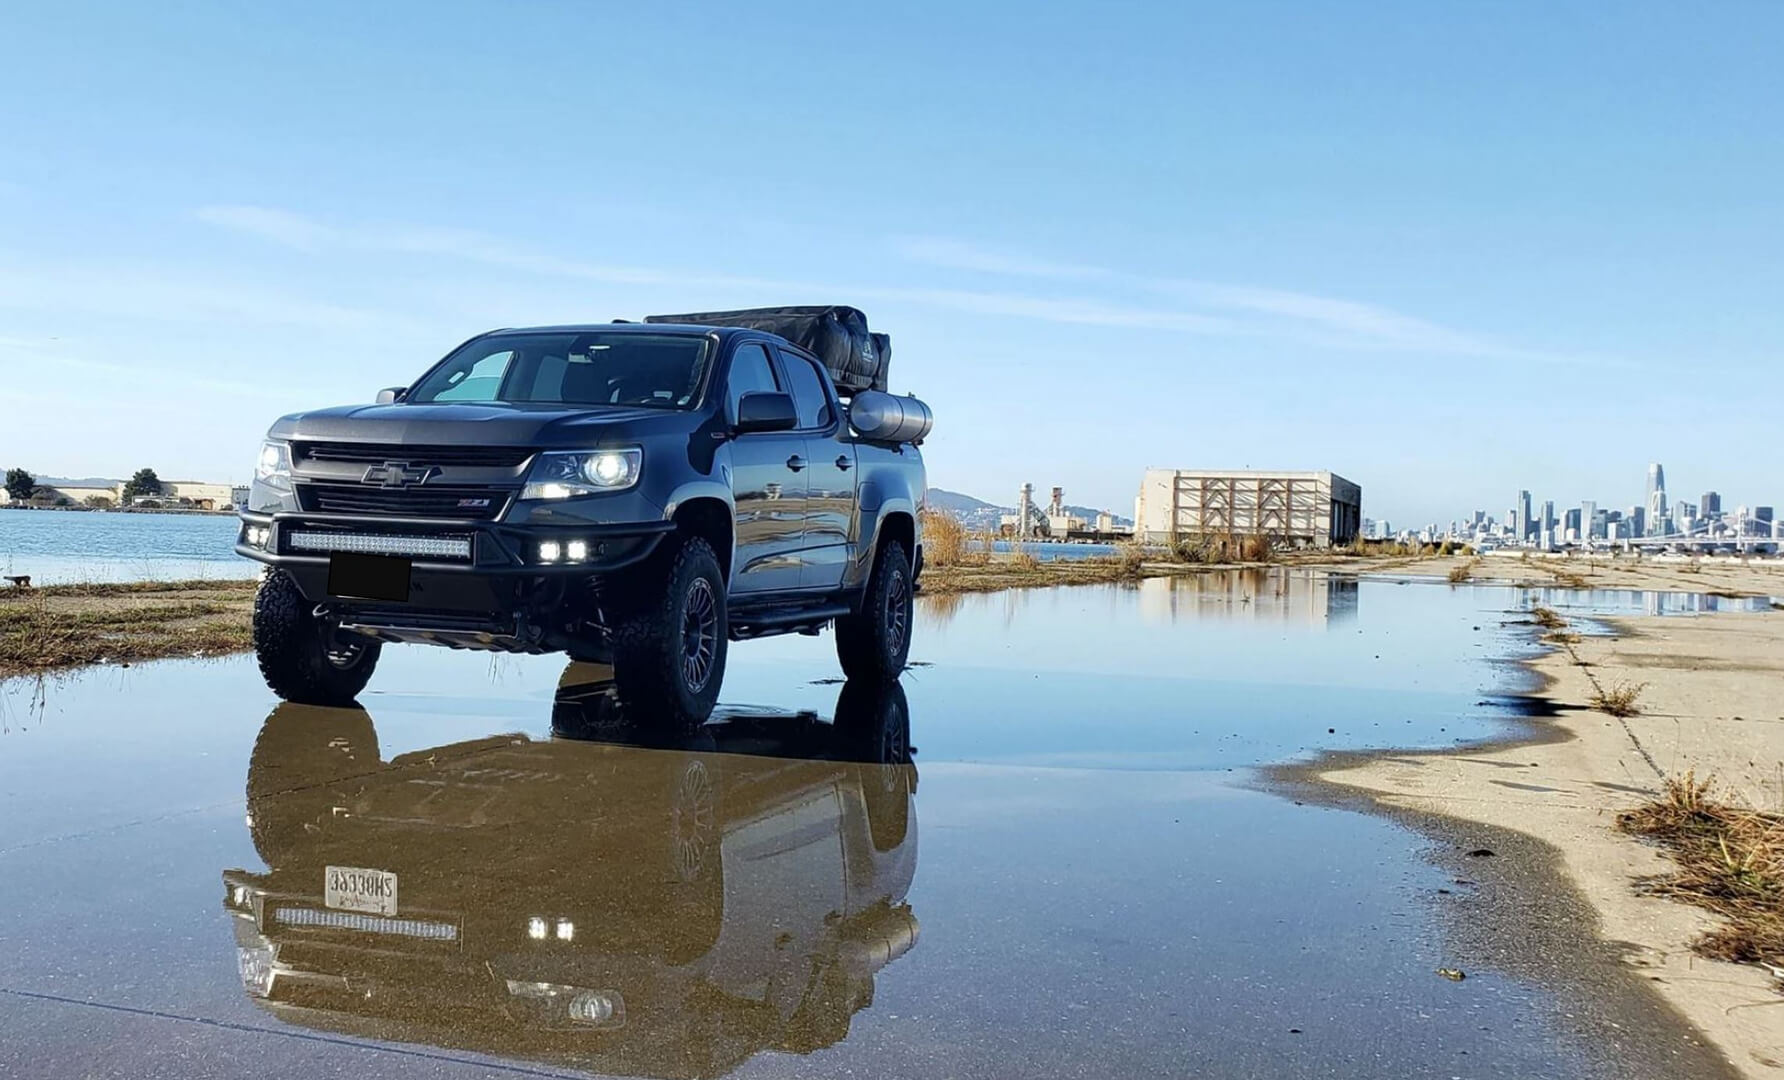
[267,402,697,448]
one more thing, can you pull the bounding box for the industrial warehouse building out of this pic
[1134,469,1362,548]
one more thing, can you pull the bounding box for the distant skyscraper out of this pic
[1647,463,1667,526]
[1700,491,1722,517]
[1581,500,1597,542]
[1517,490,1533,540]
[1564,508,1582,539]
[1629,505,1646,538]
[1541,499,1555,534]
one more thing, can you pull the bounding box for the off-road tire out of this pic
[610,536,728,730]
[835,540,913,681]
[252,570,382,706]
[247,702,382,866]
[835,679,914,852]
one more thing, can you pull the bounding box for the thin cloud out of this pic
[896,234,1611,367]
[195,205,1605,365]
[197,205,1226,334]
[0,257,429,336]
[891,235,1109,281]
[194,205,331,252]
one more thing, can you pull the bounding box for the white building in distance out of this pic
[1134,469,1362,548]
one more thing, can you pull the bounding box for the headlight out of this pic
[520,448,642,500]
[255,440,292,491]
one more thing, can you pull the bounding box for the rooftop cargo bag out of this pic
[644,305,889,393]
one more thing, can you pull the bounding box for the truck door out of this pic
[725,342,807,594]
[775,349,855,591]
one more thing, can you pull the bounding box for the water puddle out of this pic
[0,569,1747,1078]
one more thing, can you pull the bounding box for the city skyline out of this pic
[1365,460,1780,546]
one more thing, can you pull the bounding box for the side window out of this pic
[526,351,569,401]
[778,351,833,429]
[725,343,780,421]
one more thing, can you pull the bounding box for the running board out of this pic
[729,603,851,641]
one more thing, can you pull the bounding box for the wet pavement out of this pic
[0,570,1742,1078]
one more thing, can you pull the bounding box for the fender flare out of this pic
[661,480,737,581]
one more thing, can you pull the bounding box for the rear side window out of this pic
[725,343,781,421]
[778,351,833,429]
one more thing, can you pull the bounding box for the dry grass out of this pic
[1105,542,1149,580]
[1618,772,1784,985]
[1007,536,1041,571]
[1447,560,1477,584]
[1239,533,1275,563]
[1529,605,1569,630]
[1589,679,1647,717]
[919,508,971,567]
[1169,532,1281,564]
[0,579,255,675]
[922,558,1166,596]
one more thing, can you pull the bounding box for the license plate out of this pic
[324,865,398,917]
[327,552,412,601]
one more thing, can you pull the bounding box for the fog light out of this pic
[565,540,588,562]
[538,541,562,563]
[568,991,622,1026]
[528,916,549,940]
[555,918,574,941]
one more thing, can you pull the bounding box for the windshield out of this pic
[407,331,711,409]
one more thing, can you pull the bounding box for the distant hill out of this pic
[925,488,1000,515]
[925,487,1131,529]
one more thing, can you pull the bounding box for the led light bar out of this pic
[274,906,458,941]
[287,531,472,560]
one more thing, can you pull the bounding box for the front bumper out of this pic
[236,510,674,616]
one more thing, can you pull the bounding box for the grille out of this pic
[295,442,535,468]
[298,483,511,520]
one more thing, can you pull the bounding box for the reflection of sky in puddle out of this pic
[0,569,1751,1078]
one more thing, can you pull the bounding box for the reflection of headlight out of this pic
[520,449,642,500]
[254,441,292,492]
[238,943,276,998]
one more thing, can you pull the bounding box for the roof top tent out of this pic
[645,306,890,394]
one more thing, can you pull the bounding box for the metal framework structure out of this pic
[1137,469,1361,548]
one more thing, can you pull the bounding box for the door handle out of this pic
[785,455,806,472]
[835,455,852,471]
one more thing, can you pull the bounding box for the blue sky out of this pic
[2,1,1781,524]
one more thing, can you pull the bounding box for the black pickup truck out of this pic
[223,671,919,1078]
[237,311,928,725]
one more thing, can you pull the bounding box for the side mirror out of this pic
[374,387,406,404]
[734,392,797,434]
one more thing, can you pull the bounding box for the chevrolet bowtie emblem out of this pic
[362,462,439,488]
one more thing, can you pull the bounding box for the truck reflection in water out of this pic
[223,666,919,1079]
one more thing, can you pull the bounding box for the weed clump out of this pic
[1589,680,1647,718]
[1618,773,1784,984]
[919,508,969,567]
[1530,606,1568,630]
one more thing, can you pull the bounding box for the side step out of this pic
[729,602,851,641]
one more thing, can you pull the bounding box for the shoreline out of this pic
[1287,575,1784,1077]
[0,556,1208,679]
